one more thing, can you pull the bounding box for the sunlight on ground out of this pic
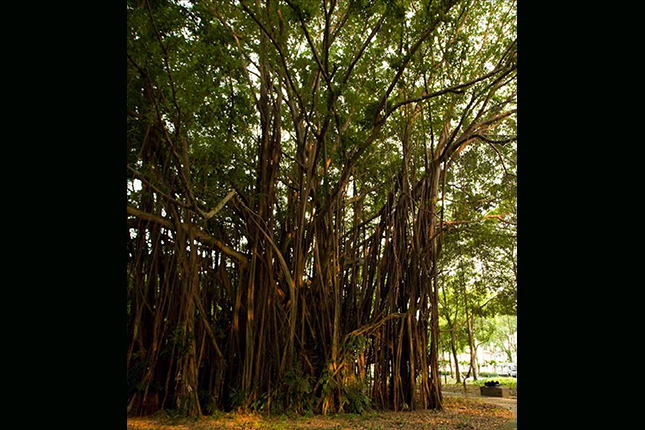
[127,397,513,430]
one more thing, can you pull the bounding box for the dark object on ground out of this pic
[480,385,510,398]
[484,381,500,388]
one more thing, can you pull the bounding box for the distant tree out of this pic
[491,315,518,362]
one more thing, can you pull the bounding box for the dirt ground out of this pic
[126,396,514,430]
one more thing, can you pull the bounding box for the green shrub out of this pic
[341,380,372,414]
[280,363,314,414]
[472,377,517,389]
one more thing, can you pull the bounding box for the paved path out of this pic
[443,391,517,429]
[497,419,517,430]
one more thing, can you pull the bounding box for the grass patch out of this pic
[470,377,517,389]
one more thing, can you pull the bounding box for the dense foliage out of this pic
[127,0,516,417]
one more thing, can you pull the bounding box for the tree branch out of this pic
[127,165,191,210]
[127,206,248,267]
[383,65,515,121]
[203,189,237,220]
[238,0,317,138]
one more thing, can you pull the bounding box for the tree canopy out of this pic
[127,0,516,418]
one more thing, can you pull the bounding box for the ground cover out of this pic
[126,396,513,430]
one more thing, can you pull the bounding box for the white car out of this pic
[498,363,517,377]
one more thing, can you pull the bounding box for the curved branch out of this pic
[383,65,516,121]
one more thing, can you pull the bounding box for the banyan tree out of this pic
[127,0,517,417]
